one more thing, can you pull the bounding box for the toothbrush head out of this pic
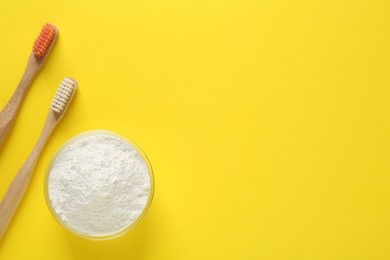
[51,78,77,114]
[32,23,57,58]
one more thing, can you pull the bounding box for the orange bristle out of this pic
[32,23,55,58]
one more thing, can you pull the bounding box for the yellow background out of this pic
[0,0,389,259]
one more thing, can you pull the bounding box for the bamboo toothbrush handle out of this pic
[0,112,56,240]
[0,55,39,145]
[0,77,76,241]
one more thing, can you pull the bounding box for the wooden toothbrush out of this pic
[0,23,58,146]
[0,78,77,240]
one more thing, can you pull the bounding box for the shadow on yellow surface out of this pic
[66,222,151,260]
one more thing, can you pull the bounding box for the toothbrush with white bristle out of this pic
[0,78,77,240]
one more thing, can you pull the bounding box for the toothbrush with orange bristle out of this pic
[0,78,77,240]
[0,23,58,145]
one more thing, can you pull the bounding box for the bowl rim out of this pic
[43,129,155,240]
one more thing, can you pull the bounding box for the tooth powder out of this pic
[46,132,152,238]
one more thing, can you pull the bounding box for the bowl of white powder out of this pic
[44,130,154,240]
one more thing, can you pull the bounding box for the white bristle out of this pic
[51,78,76,113]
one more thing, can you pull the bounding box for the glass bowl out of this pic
[44,130,154,240]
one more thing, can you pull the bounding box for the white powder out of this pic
[47,132,151,237]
